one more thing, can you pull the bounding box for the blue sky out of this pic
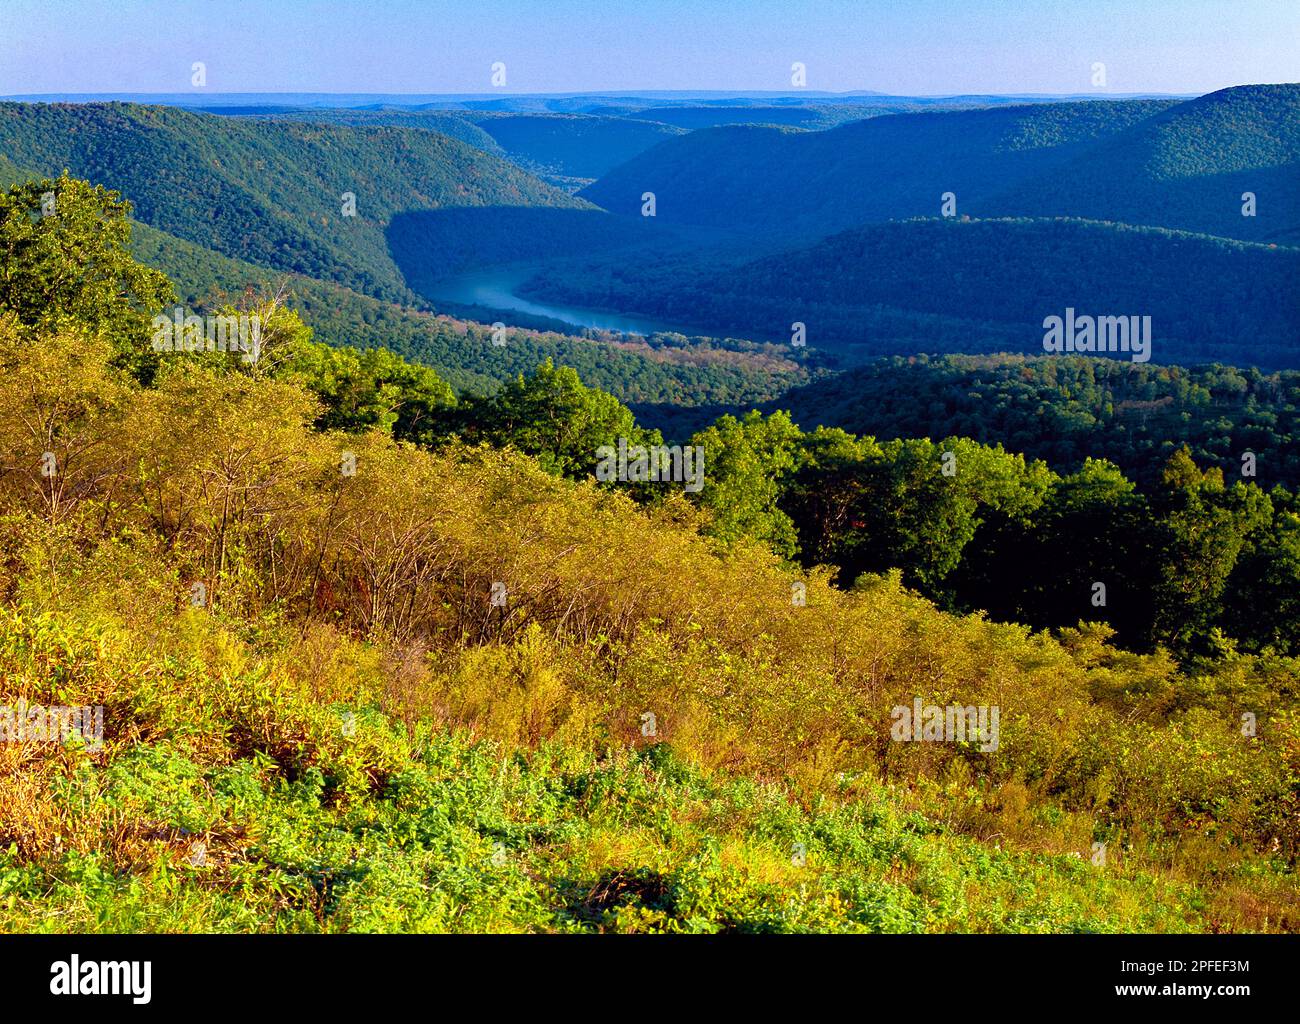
[1,0,1295,96]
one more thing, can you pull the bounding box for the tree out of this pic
[1149,448,1272,656]
[477,359,659,480]
[1222,487,1300,655]
[689,410,802,558]
[0,172,173,357]
[782,426,881,569]
[280,325,457,444]
[982,457,1153,643]
[786,434,1051,600]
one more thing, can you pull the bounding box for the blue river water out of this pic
[423,267,688,336]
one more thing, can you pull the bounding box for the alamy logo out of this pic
[0,701,103,750]
[1043,307,1151,363]
[891,699,1000,752]
[595,437,704,493]
[50,956,151,1004]
[151,308,263,363]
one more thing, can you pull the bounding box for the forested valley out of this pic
[0,173,1296,932]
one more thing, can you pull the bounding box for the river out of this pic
[422,267,690,337]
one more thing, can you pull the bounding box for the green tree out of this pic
[478,359,659,479]
[1150,448,1272,656]
[283,334,456,444]
[782,426,882,568]
[786,434,1051,599]
[0,172,173,355]
[977,457,1153,643]
[1222,487,1300,655]
[689,410,803,558]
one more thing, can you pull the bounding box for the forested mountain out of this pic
[0,101,583,302]
[581,99,1180,237]
[215,93,1029,185]
[236,108,688,185]
[581,85,1300,244]
[514,86,1300,372]
[521,217,1300,368]
[6,92,1291,378]
[978,85,1300,243]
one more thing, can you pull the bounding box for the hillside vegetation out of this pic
[5,91,1293,377]
[0,101,584,302]
[983,85,1300,243]
[774,354,1300,490]
[0,173,1297,933]
[581,86,1299,244]
[1,324,1297,932]
[521,217,1300,368]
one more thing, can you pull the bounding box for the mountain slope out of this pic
[127,219,804,418]
[237,106,508,153]
[521,217,1300,368]
[0,152,43,188]
[0,101,585,302]
[581,99,1179,239]
[975,84,1300,242]
[582,87,1300,245]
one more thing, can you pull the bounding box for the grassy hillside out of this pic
[0,330,1296,932]
[0,603,1231,934]
[0,101,584,302]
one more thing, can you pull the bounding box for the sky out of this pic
[0,0,1296,97]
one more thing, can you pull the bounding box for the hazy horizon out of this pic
[1,88,1211,102]
[2,0,1296,96]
